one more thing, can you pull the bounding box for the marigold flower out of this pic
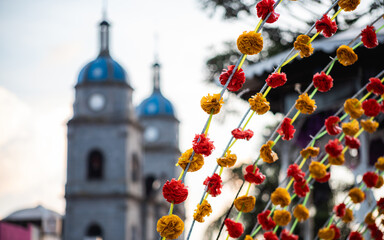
[203,173,223,197]
[287,164,305,182]
[328,153,345,166]
[362,99,380,117]
[234,195,256,213]
[200,93,224,115]
[325,116,342,135]
[313,72,334,92]
[361,119,379,133]
[260,140,278,163]
[316,14,337,38]
[266,72,287,88]
[330,225,340,240]
[365,212,376,225]
[244,165,266,185]
[256,0,280,23]
[277,117,296,140]
[294,35,314,58]
[349,231,363,240]
[248,93,270,115]
[219,65,246,92]
[192,134,214,157]
[375,157,384,171]
[156,214,184,239]
[338,0,360,11]
[257,210,276,230]
[366,78,384,95]
[309,161,327,179]
[294,180,310,197]
[193,200,212,223]
[363,172,379,188]
[361,25,378,48]
[334,203,346,217]
[318,227,335,240]
[271,187,291,207]
[264,232,279,240]
[295,93,317,114]
[377,198,384,210]
[342,119,359,136]
[325,138,343,157]
[162,179,188,204]
[345,135,360,149]
[375,175,383,188]
[337,45,358,66]
[224,218,244,238]
[315,172,331,183]
[237,31,263,55]
[349,187,365,203]
[231,128,254,140]
[244,235,253,240]
[177,148,204,172]
[217,150,237,168]
[280,229,299,240]
[273,209,291,226]
[344,98,364,119]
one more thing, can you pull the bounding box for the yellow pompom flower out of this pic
[293,204,309,222]
[329,153,345,166]
[295,93,317,114]
[248,93,270,115]
[338,0,360,11]
[177,148,204,172]
[294,35,314,58]
[244,235,253,240]
[200,93,224,115]
[365,212,375,225]
[337,45,358,66]
[217,150,237,167]
[271,187,291,207]
[349,187,365,203]
[375,157,384,171]
[344,98,364,119]
[260,140,278,164]
[157,214,184,239]
[300,146,320,158]
[193,200,212,223]
[375,175,383,188]
[273,209,291,226]
[342,208,354,223]
[342,119,359,136]
[360,119,379,133]
[318,228,335,240]
[237,31,264,55]
[309,161,327,179]
[234,195,256,213]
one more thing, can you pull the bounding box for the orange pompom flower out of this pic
[328,153,345,166]
[309,161,327,179]
[294,35,314,58]
[157,214,184,239]
[234,195,256,213]
[349,187,365,203]
[342,208,354,223]
[237,31,263,55]
[300,146,320,158]
[177,148,204,172]
[200,93,224,115]
[360,119,379,133]
[337,45,358,66]
[318,227,335,240]
[375,157,384,171]
[293,204,309,221]
[338,0,360,11]
[365,212,375,225]
[344,98,364,119]
[217,150,237,167]
[193,200,212,223]
[260,140,278,163]
[273,209,291,226]
[271,187,291,207]
[342,119,360,136]
[295,93,317,114]
[248,93,270,115]
[375,175,384,188]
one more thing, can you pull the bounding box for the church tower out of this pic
[64,19,143,240]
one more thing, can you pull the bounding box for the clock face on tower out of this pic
[144,126,159,142]
[88,93,106,112]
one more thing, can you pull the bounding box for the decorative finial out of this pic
[99,0,110,56]
[153,33,161,92]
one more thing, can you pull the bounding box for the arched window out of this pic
[87,150,104,180]
[85,224,103,240]
[131,153,140,182]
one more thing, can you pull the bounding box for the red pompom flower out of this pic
[345,135,360,149]
[325,139,343,157]
[361,25,378,49]
[334,203,346,217]
[313,72,334,92]
[264,231,279,240]
[203,173,223,197]
[315,172,330,183]
[325,116,342,136]
[362,99,380,117]
[349,231,364,240]
[330,225,340,239]
[316,14,337,38]
[193,133,214,157]
[244,165,266,184]
[257,210,276,230]
[287,164,305,182]
[277,117,296,140]
[363,171,379,188]
[231,128,254,141]
[294,180,310,197]
[224,218,244,238]
[280,229,299,240]
[162,179,188,204]
[256,0,280,24]
[219,65,246,92]
[367,78,384,96]
[378,198,384,210]
[266,72,287,88]
[368,224,384,240]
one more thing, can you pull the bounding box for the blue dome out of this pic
[137,91,175,116]
[77,56,128,84]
